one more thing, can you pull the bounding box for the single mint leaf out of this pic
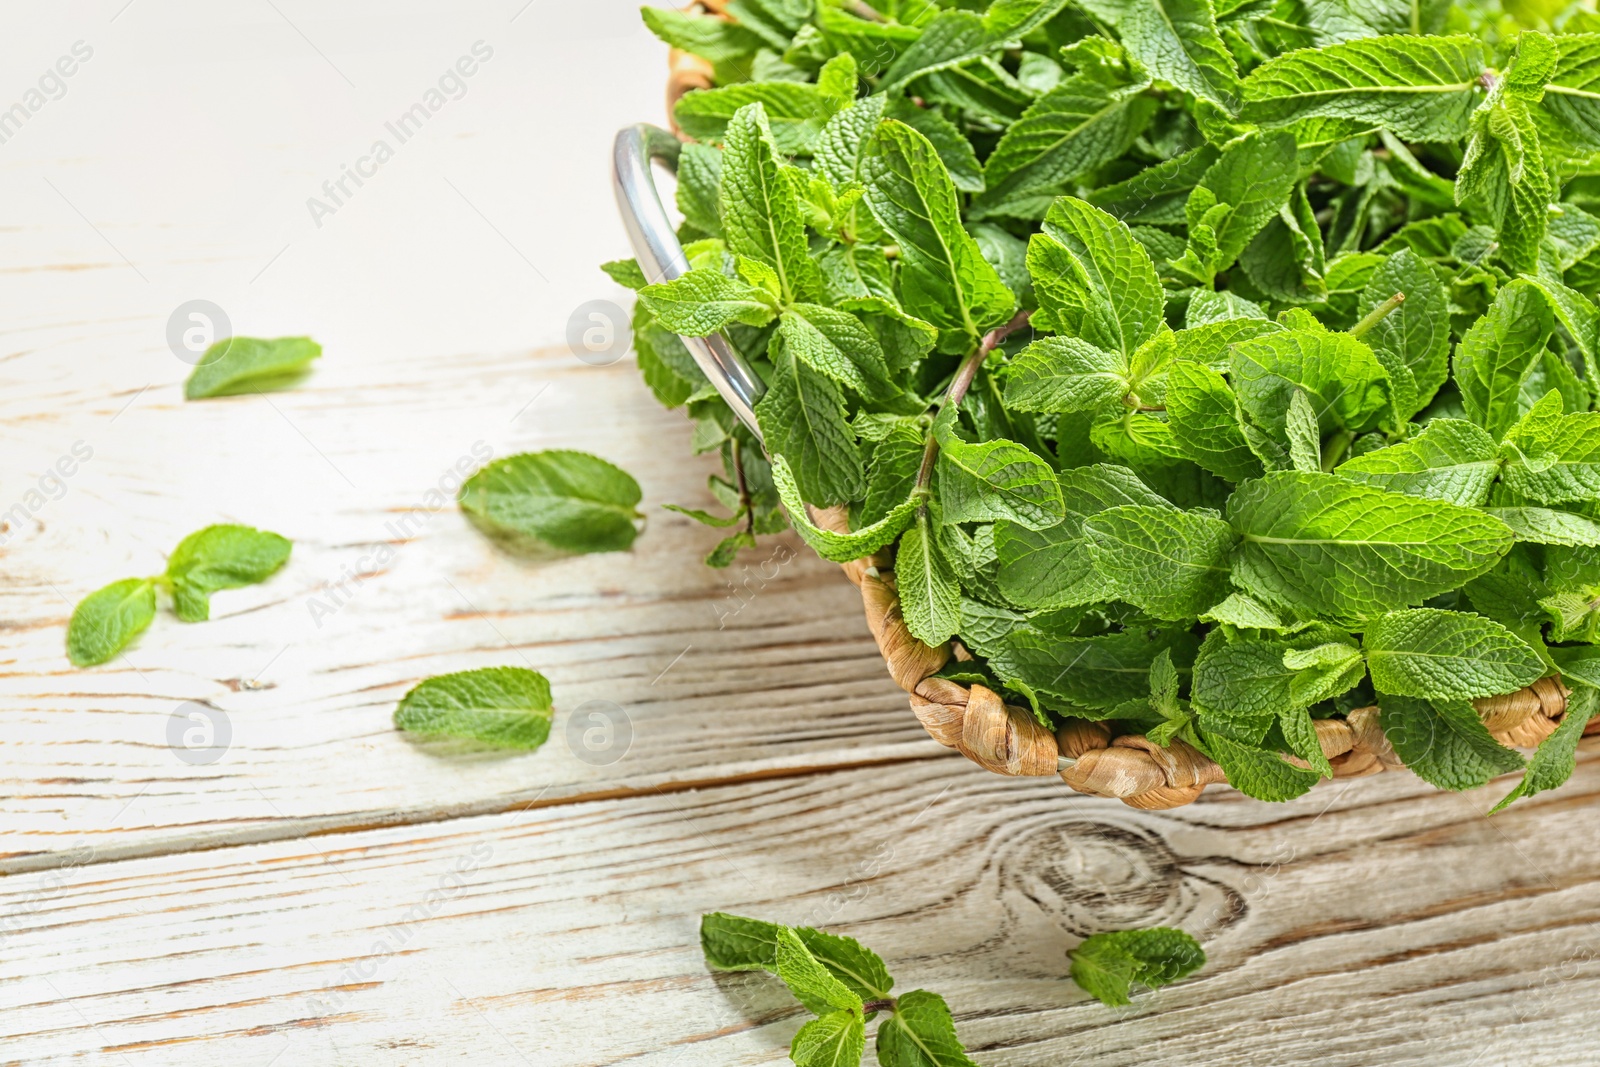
[1082,505,1237,621]
[1070,927,1205,1006]
[1454,279,1554,442]
[988,626,1198,714]
[1075,0,1240,112]
[458,450,643,555]
[674,79,846,155]
[1087,144,1220,225]
[795,927,894,1001]
[1165,360,1265,483]
[1379,693,1525,791]
[781,304,891,397]
[165,524,292,622]
[1334,418,1499,506]
[936,436,1065,529]
[1200,728,1321,801]
[862,120,1015,347]
[774,927,863,1016]
[721,102,822,304]
[1364,608,1545,701]
[640,7,763,66]
[639,269,779,336]
[875,989,978,1067]
[1500,400,1600,506]
[757,346,866,507]
[1026,196,1164,361]
[1191,131,1299,274]
[1490,685,1599,812]
[1003,336,1129,417]
[601,257,649,290]
[791,1010,866,1067]
[1229,329,1393,444]
[67,578,156,667]
[897,509,961,647]
[185,336,320,399]
[1192,628,1359,720]
[677,142,724,239]
[701,912,783,971]
[392,666,554,750]
[1240,35,1487,142]
[773,454,916,562]
[1201,592,1288,629]
[1227,472,1514,625]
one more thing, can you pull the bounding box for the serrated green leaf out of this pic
[1286,389,1322,473]
[780,304,892,397]
[988,625,1199,714]
[1002,336,1129,415]
[1189,131,1299,277]
[1379,693,1525,791]
[1490,685,1599,812]
[392,666,554,750]
[1500,395,1600,506]
[165,524,292,622]
[721,102,823,305]
[1200,728,1321,800]
[700,911,783,971]
[459,451,644,555]
[898,509,961,646]
[1359,249,1451,421]
[1027,196,1165,360]
[674,80,848,154]
[792,1011,866,1067]
[774,927,864,1016]
[1334,418,1499,506]
[1364,608,1545,700]
[1227,472,1514,625]
[862,120,1015,346]
[185,336,320,399]
[1069,927,1205,1007]
[1082,505,1237,621]
[67,578,157,667]
[1230,329,1393,444]
[936,435,1065,529]
[639,269,779,336]
[1240,35,1486,141]
[1077,0,1240,111]
[875,989,978,1067]
[773,454,916,562]
[1166,360,1266,483]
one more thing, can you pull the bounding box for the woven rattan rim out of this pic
[656,30,1593,808]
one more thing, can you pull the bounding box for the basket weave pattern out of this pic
[659,40,1590,809]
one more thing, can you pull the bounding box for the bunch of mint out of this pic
[609,0,1600,807]
[701,912,1204,1062]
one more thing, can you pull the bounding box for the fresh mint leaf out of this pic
[66,578,156,667]
[1333,418,1499,506]
[674,78,848,154]
[458,450,644,555]
[1364,608,1545,701]
[1379,693,1525,791]
[639,269,779,336]
[701,912,784,971]
[988,625,1198,714]
[1027,196,1164,362]
[875,989,979,1067]
[758,345,865,507]
[774,454,916,562]
[897,509,962,647]
[936,435,1065,529]
[392,666,554,750]
[1485,506,1600,547]
[721,102,822,304]
[792,1011,866,1067]
[775,927,864,1015]
[1199,728,1321,800]
[184,336,320,399]
[1075,0,1240,111]
[1455,279,1554,441]
[1070,927,1205,1006]
[1359,249,1451,420]
[1166,361,1266,483]
[1500,395,1600,506]
[862,120,1015,348]
[1227,472,1514,624]
[1082,505,1237,621]
[165,524,292,622]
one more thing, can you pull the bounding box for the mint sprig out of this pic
[66,524,291,666]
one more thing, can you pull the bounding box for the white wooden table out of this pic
[5,4,1600,1064]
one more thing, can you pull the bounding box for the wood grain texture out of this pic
[6,755,1600,1065]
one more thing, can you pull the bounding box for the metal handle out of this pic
[612,123,766,442]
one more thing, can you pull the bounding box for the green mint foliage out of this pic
[67,578,157,667]
[67,524,293,666]
[458,451,644,555]
[1069,927,1206,1006]
[185,336,321,400]
[699,913,997,1066]
[165,524,292,622]
[629,0,1600,806]
[392,666,554,750]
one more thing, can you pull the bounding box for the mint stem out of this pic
[1349,291,1405,338]
[913,309,1033,499]
[862,998,895,1014]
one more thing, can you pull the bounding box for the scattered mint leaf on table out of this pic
[458,450,644,555]
[184,336,321,399]
[392,666,554,750]
[67,578,156,667]
[67,524,292,666]
[1069,927,1206,1006]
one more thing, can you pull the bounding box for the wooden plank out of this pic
[5,754,1600,1065]
[0,343,929,868]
